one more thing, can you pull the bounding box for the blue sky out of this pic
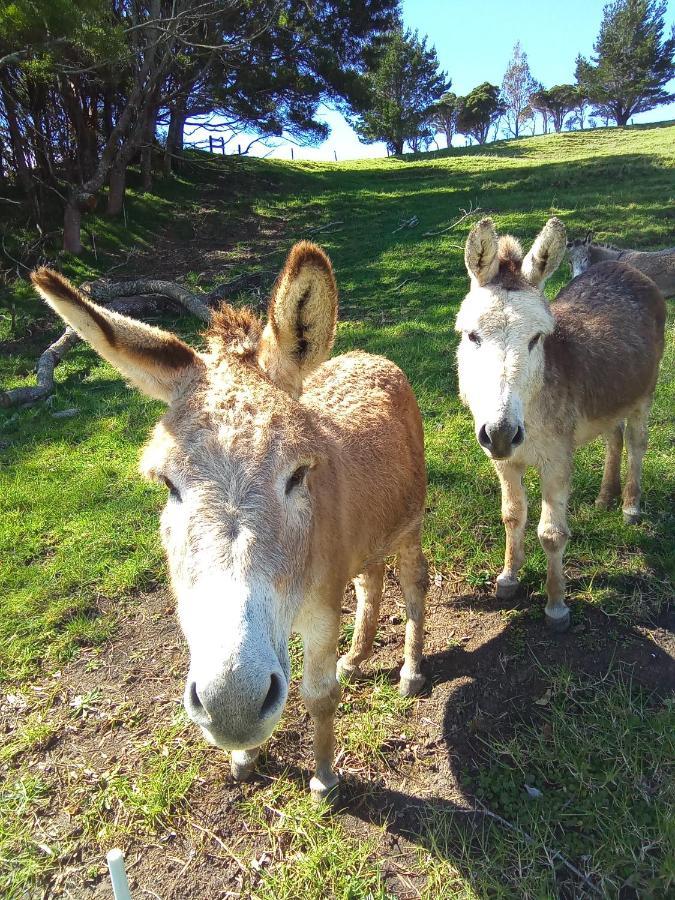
[192,0,675,160]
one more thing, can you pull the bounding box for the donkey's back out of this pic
[303,350,427,552]
[619,247,675,298]
[549,261,666,425]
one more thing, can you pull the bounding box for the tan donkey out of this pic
[456,218,665,631]
[32,243,428,802]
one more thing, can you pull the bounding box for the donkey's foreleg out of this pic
[301,607,341,804]
[495,463,527,600]
[397,537,428,697]
[538,462,572,632]
[596,423,624,509]
[337,562,384,683]
[623,399,651,525]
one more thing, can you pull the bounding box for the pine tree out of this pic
[576,0,675,126]
[501,42,538,138]
[354,24,449,155]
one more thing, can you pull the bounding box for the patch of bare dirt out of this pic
[3,575,674,899]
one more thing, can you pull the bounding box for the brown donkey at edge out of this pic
[456,217,665,632]
[32,243,428,802]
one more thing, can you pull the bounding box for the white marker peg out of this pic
[106,848,132,900]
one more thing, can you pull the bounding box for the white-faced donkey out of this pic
[456,217,665,631]
[32,243,428,802]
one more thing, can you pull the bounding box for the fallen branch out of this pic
[422,204,485,237]
[89,279,212,321]
[393,215,418,233]
[306,220,344,235]
[1,278,222,409]
[0,327,80,408]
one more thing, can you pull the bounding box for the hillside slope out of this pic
[1,122,673,899]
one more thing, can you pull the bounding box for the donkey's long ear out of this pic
[522,217,567,288]
[258,241,337,397]
[31,268,200,402]
[464,218,499,286]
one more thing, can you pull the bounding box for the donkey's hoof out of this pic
[623,509,641,525]
[595,495,613,510]
[545,609,571,633]
[336,657,364,684]
[310,774,340,806]
[399,671,426,697]
[230,749,259,782]
[496,574,520,600]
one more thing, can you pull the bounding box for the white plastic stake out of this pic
[106,848,132,900]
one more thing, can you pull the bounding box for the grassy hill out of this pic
[1,123,674,898]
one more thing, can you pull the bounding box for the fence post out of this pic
[291,147,294,160]
[334,150,337,161]
[221,137,225,155]
[238,144,241,155]
[209,135,214,153]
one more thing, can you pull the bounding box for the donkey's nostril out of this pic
[478,424,492,449]
[512,425,525,446]
[188,681,203,711]
[185,680,211,727]
[260,672,283,720]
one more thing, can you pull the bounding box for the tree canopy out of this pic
[428,91,460,148]
[530,85,581,133]
[456,82,505,145]
[576,0,675,126]
[501,42,538,138]
[0,0,398,253]
[354,24,448,155]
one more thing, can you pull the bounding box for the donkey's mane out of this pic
[568,236,621,251]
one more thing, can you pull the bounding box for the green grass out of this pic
[416,671,674,897]
[1,121,674,897]
[238,778,390,899]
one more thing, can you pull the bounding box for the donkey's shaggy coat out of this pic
[32,243,428,801]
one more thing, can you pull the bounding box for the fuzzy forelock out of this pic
[206,305,262,361]
[498,235,523,266]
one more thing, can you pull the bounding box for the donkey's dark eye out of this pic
[528,333,542,351]
[162,477,181,501]
[468,331,481,346]
[286,465,309,495]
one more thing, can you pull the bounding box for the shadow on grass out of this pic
[255,602,674,895]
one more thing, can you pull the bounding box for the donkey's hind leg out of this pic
[596,423,624,509]
[337,561,384,684]
[397,536,429,697]
[623,398,651,525]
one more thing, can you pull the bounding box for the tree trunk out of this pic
[63,202,83,254]
[107,159,126,216]
[102,85,114,140]
[163,98,187,176]
[140,106,157,191]
[0,73,36,203]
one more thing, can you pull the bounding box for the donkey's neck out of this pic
[589,244,622,263]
